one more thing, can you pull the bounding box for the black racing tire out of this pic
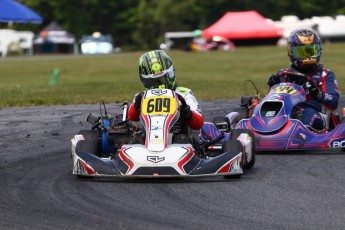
[231,129,255,169]
[76,175,94,179]
[233,107,248,120]
[222,140,243,179]
[228,112,244,130]
[76,129,100,157]
[222,139,243,153]
[224,174,242,179]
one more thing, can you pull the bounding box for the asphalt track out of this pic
[1,98,345,230]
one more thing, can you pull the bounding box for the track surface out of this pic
[1,99,345,230]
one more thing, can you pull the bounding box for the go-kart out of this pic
[71,89,255,178]
[209,72,345,152]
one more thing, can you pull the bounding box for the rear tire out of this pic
[231,129,255,169]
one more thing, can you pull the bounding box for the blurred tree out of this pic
[132,0,202,49]
[13,0,345,50]
[16,0,137,48]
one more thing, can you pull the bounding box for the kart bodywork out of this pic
[71,89,255,178]
[235,82,345,151]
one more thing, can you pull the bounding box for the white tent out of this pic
[0,29,34,57]
[272,15,316,38]
[313,15,345,39]
[273,15,345,41]
[163,31,194,49]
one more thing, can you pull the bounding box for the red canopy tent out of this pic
[202,11,282,42]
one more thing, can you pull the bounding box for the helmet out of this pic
[287,29,322,73]
[139,50,176,90]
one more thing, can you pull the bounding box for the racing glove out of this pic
[134,92,144,111]
[305,80,323,101]
[267,74,280,87]
[180,104,193,121]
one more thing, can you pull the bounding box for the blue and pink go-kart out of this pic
[201,72,345,152]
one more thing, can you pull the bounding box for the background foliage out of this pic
[8,0,345,50]
[0,43,344,108]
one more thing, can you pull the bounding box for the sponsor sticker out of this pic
[272,86,297,95]
[151,89,168,96]
[269,95,281,100]
[266,111,276,117]
[150,138,163,144]
[330,138,345,148]
[147,156,165,163]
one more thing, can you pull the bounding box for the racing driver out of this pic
[267,29,339,131]
[128,50,204,135]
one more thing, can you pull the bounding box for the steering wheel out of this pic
[281,71,311,87]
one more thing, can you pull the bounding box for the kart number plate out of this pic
[142,96,177,115]
[272,86,297,95]
[266,111,276,117]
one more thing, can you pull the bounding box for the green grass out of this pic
[0,44,344,108]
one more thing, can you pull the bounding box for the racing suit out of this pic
[128,86,204,130]
[273,66,339,130]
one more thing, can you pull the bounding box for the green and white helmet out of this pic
[138,50,177,90]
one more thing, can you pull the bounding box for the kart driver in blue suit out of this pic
[267,29,339,131]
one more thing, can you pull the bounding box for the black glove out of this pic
[180,104,192,121]
[305,80,322,101]
[267,74,280,87]
[134,92,144,110]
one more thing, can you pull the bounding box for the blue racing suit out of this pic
[275,66,339,130]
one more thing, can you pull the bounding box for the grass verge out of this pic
[0,43,344,107]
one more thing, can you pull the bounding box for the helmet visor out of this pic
[141,65,174,79]
[290,44,321,59]
[141,65,175,89]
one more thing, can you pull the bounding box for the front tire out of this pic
[224,174,242,179]
[222,139,242,153]
[222,140,243,179]
[231,129,255,169]
[226,111,243,130]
